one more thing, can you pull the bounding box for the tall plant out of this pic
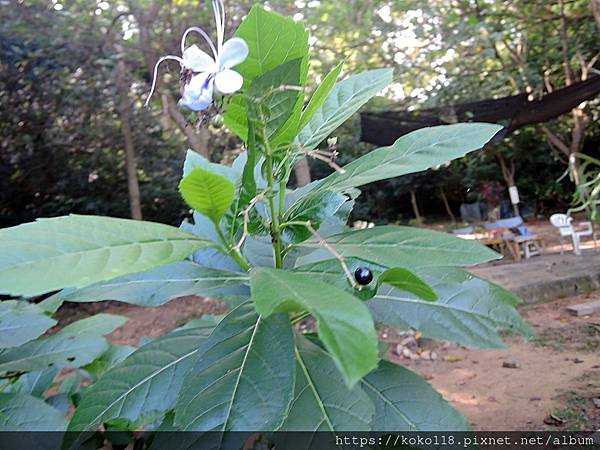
[0,2,532,445]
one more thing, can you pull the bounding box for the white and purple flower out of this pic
[145,0,249,111]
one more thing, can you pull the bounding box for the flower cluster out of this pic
[145,0,248,111]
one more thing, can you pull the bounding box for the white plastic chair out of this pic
[549,214,597,255]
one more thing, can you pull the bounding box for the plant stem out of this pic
[266,155,284,269]
[291,311,310,325]
[215,223,251,271]
[278,181,286,218]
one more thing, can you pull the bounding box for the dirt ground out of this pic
[384,292,600,431]
[56,290,600,431]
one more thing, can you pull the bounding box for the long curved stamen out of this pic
[181,27,218,61]
[212,0,225,52]
[145,55,184,107]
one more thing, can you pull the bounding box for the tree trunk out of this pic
[115,55,143,220]
[293,157,312,187]
[410,190,422,222]
[131,2,209,157]
[496,153,520,217]
[439,187,456,223]
[164,91,209,157]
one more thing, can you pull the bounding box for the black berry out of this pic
[354,267,373,285]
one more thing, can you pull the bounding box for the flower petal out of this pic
[179,72,214,111]
[214,69,243,94]
[182,45,216,72]
[218,38,249,70]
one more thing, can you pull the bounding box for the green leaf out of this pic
[369,267,534,348]
[224,5,309,141]
[0,314,126,373]
[282,190,348,243]
[313,123,503,193]
[282,335,374,431]
[81,344,135,380]
[59,373,81,397]
[251,268,378,387]
[297,68,393,150]
[182,150,239,183]
[362,360,469,431]
[48,262,248,307]
[297,225,501,269]
[0,215,213,297]
[0,393,67,431]
[176,314,224,331]
[179,167,236,225]
[234,6,309,86]
[293,257,387,300]
[55,314,127,337]
[293,258,436,301]
[0,301,56,348]
[226,147,258,241]
[65,326,214,447]
[6,368,58,397]
[174,302,295,432]
[298,62,344,131]
[378,268,438,302]
[246,58,303,141]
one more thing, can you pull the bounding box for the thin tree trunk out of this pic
[410,190,422,222]
[496,153,520,217]
[293,157,312,187]
[131,2,209,157]
[164,95,209,157]
[160,93,172,130]
[115,55,143,220]
[439,187,456,223]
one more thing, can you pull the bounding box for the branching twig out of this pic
[284,220,358,289]
[233,194,264,252]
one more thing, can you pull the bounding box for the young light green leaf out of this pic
[179,167,236,225]
[182,149,239,183]
[64,326,214,448]
[175,302,295,433]
[297,225,501,269]
[250,268,378,387]
[0,393,67,431]
[297,68,393,150]
[0,314,126,373]
[362,361,469,431]
[281,335,374,431]
[378,268,438,302]
[298,62,344,131]
[0,301,56,348]
[313,123,503,193]
[369,267,534,348]
[47,262,248,307]
[224,5,309,141]
[0,215,213,297]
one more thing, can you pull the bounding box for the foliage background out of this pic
[1,0,599,227]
